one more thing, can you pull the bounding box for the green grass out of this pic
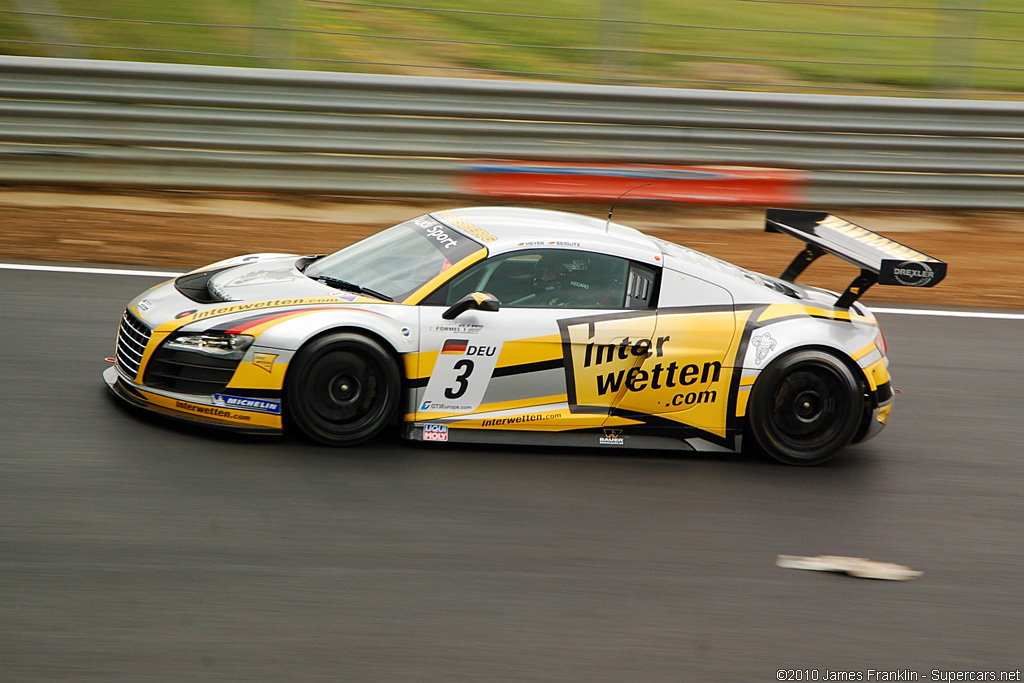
[2,0,1023,96]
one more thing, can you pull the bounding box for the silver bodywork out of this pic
[104,207,894,454]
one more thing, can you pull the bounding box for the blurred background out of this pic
[2,0,1023,96]
[1,1,1023,308]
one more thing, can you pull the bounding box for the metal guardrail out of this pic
[2,55,1024,208]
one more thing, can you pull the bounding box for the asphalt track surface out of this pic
[2,264,1022,682]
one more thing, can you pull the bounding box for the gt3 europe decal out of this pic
[420,338,504,412]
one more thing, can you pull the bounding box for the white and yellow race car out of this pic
[104,207,946,465]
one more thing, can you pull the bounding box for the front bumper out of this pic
[851,384,892,445]
[103,365,282,434]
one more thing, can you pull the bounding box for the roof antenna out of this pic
[606,183,651,234]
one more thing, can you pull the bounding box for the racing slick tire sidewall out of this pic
[747,349,863,466]
[285,332,400,446]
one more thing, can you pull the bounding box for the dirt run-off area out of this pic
[2,189,1023,310]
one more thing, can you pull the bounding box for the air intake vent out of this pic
[142,346,241,395]
[115,310,152,379]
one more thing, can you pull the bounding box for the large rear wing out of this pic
[765,209,947,308]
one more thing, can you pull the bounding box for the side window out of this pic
[425,249,644,309]
[438,252,540,306]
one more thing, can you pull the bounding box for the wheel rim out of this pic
[304,348,388,432]
[768,365,851,449]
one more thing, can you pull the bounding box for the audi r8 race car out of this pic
[104,207,945,465]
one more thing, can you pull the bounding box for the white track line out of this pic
[869,307,1024,321]
[0,262,183,278]
[3,261,1022,321]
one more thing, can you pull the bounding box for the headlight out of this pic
[164,332,254,359]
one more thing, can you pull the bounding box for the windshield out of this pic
[304,215,485,302]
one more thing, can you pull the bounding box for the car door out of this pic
[414,248,657,431]
[617,266,741,441]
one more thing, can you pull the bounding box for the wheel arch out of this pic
[753,340,873,407]
[744,344,870,465]
[282,326,407,445]
[744,341,871,410]
[288,324,408,388]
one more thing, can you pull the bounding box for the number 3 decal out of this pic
[444,359,474,399]
[421,340,503,413]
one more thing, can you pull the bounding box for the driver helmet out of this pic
[533,252,591,299]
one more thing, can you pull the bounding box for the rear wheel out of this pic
[748,349,863,466]
[285,332,400,446]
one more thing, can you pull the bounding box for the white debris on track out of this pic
[777,555,923,581]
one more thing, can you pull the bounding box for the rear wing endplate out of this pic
[766,209,947,308]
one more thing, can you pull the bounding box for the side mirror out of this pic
[442,291,500,320]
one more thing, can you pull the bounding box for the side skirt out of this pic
[404,423,744,452]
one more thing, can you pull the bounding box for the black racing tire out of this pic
[285,332,400,446]
[747,349,863,466]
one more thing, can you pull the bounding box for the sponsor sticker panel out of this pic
[420,338,504,413]
[213,394,282,415]
[562,310,742,437]
[423,424,449,441]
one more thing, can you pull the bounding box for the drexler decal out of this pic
[891,261,936,287]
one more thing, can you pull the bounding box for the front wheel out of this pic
[285,332,400,446]
[747,349,864,466]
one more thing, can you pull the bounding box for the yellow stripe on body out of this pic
[758,303,854,324]
[412,391,636,432]
[406,333,563,382]
[234,309,330,338]
[735,391,751,418]
[496,334,562,368]
[412,394,567,423]
[226,358,288,391]
[757,303,879,326]
[135,389,282,429]
[862,357,890,392]
[852,342,878,362]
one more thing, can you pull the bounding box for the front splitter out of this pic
[102,365,280,434]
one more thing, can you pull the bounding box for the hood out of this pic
[127,254,363,330]
[204,255,326,302]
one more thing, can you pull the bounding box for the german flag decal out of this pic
[441,339,469,354]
